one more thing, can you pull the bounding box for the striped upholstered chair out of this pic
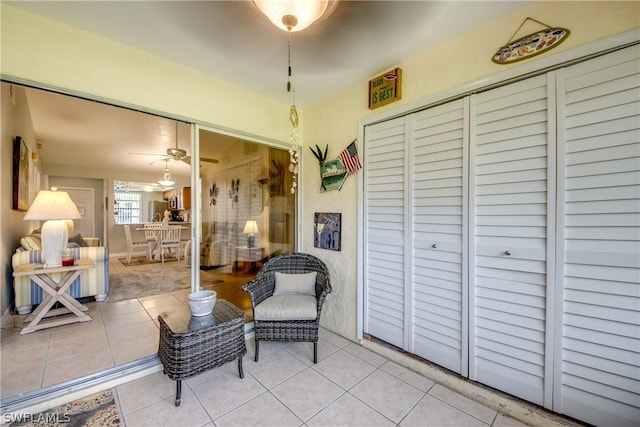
[242,252,331,364]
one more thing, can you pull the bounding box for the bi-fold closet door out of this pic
[364,99,468,374]
[468,73,555,407]
[364,75,552,397]
[553,46,640,426]
[363,45,639,426]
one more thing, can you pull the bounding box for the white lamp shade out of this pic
[252,0,337,32]
[24,190,81,266]
[23,190,81,221]
[243,220,259,234]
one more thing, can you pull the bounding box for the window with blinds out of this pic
[114,192,141,224]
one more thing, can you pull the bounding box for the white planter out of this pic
[188,290,217,317]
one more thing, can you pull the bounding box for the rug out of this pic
[118,256,177,266]
[8,389,120,426]
[108,263,223,302]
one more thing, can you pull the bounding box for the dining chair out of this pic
[123,224,152,263]
[144,223,163,260]
[158,226,182,263]
[144,222,163,234]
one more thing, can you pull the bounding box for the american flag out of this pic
[339,140,362,175]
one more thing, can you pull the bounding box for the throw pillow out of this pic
[273,271,317,296]
[20,236,41,251]
[68,234,89,247]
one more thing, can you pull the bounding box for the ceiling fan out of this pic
[130,122,219,165]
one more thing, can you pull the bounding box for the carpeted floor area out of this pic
[8,390,120,426]
[107,257,253,320]
[107,262,223,302]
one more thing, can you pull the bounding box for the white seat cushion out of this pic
[254,295,317,321]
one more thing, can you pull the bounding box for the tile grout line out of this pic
[293,344,398,425]
[249,343,394,427]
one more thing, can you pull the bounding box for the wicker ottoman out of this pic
[158,299,247,406]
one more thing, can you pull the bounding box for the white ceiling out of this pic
[7,1,530,179]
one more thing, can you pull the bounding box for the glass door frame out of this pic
[190,123,301,292]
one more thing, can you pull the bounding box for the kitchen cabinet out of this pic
[181,187,191,210]
[163,187,191,210]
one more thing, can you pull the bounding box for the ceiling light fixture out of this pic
[158,160,175,187]
[252,0,338,32]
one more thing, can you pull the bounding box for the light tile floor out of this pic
[113,329,541,427]
[1,273,579,427]
[1,293,178,399]
[1,262,253,400]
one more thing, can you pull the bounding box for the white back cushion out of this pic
[273,271,317,296]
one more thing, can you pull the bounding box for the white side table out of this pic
[13,259,95,334]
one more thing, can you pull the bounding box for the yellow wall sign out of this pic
[368,67,402,110]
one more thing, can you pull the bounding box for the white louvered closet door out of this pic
[469,74,554,406]
[555,45,640,427]
[363,116,408,348]
[410,99,468,374]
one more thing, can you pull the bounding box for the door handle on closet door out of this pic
[504,250,512,256]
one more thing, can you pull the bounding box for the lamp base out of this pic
[41,220,69,267]
[247,234,255,248]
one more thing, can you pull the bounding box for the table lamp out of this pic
[243,220,259,248]
[23,190,82,267]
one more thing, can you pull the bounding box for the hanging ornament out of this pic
[289,104,300,194]
[286,24,300,194]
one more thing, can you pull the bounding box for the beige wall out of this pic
[0,5,293,143]
[1,84,41,319]
[302,1,639,339]
[1,2,638,336]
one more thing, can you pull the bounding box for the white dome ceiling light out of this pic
[252,0,338,32]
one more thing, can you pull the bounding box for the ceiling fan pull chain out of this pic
[287,29,292,92]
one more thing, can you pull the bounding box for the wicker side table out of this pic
[158,299,247,406]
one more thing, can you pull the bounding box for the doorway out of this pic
[2,82,299,403]
[57,187,95,238]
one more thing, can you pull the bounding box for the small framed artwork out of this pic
[13,136,29,211]
[314,212,341,251]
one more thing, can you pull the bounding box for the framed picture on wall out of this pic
[12,136,29,211]
[314,212,341,251]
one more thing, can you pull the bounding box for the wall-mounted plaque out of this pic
[492,18,570,65]
[368,67,402,110]
[320,159,348,192]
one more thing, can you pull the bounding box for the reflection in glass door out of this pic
[198,130,296,274]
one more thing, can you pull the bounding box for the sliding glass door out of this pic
[194,127,297,280]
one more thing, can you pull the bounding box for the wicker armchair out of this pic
[242,252,331,363]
